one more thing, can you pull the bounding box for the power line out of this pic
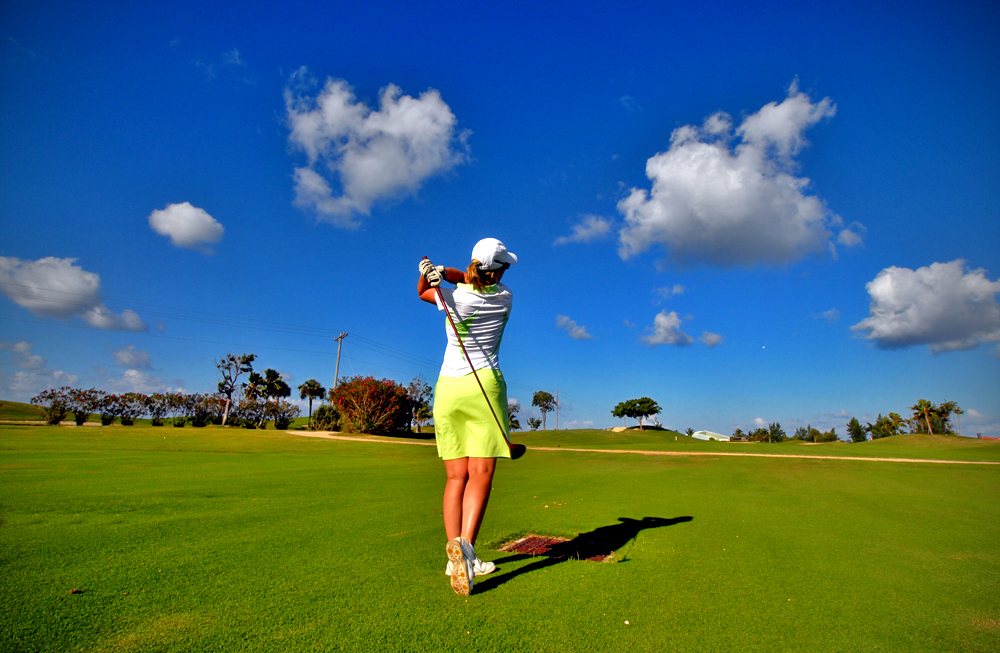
[0,315,439,381]
[1,281,614,418]
[0,280,442,368]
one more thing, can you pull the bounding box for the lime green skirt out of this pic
[434,369,511,460]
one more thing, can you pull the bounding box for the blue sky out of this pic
[2,0,998,436]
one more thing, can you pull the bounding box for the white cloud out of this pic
[851,260,1000,353]
[964,408,1000,436]
[619,95,638,111]
[641,310,693,346]
[148,202,224,253]
[617,81,854,267]
[112,345,151,369]
[837,223,866,247]
[699,331,724,347]
[753,417,768,428]
[285,70,469,226]
[654,284,685,299]
[83,307,146,331]
[0,339,45,370]
[556,315,594,340]
[108,369,170,394]
[0,256,146,331]
[0,340,78,400]
[554,215,613,245]
[193,58,215,79]
[818,308,840,322]
[623,319,635,327]
[0,256,99,318]
[222,48,244,66]
[0,369,79,401]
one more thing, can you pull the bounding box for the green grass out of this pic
[2,425,998,652]
[509,428,1000,462]
[0,399,45,421]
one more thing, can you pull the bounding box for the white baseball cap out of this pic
[471,238,518,271]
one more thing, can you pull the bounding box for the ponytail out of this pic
[466,260,502,291]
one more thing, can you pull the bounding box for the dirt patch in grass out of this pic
[97,613,209,652]
[971,617,999,631]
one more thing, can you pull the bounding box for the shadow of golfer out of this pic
[474,516,692,593]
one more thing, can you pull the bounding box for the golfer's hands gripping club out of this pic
[419,258,445,287]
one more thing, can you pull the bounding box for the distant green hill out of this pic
[0,400,45,421]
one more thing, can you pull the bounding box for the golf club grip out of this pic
[427,271,512,448]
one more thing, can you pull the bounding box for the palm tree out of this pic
[261,369,291,427]
[298,379,326,428]
[507,401,521,432]
[413,404,432,432]
[244,372,264,401]
[911,399,935,434]
[936,401,963,434]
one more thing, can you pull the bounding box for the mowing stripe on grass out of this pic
[528,447,1000,464]
[299,432,1000,464]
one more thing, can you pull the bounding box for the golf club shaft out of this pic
[426,263,513,449]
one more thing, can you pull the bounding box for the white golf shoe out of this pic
[445,557,497,576]
[445,537,475,596]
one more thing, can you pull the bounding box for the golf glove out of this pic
[419,259,445,287]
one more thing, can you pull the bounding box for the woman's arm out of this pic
[418,267,466,304]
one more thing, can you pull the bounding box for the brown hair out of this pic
[466,260,505,291]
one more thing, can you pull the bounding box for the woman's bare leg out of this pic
[461,457,496,545]
[443,457,496,545]
[443,458,469,541]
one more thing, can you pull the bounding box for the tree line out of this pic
[28,351,440,436]
[30,387,250,428]
[730,399,964,443]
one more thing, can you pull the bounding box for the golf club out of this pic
[423,257,526,460]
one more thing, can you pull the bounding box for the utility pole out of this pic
[554,391,561,430]
[333,332,348,389]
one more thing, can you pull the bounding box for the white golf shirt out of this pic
[435,283,513,378]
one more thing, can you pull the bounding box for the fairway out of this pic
[2,426,999,652]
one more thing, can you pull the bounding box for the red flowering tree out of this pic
[329,376,412,435]
[118,392,147,426]
[31,387,71,425]
[146,393,170,426]
[96,392,118,425]
[66,388,100,425]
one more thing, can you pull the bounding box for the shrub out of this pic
[816,427,839,443]
[270,400,301,430]
[146,393,169,426]
[119,392,147,426]
[189,394,212,427]
[65,388,100,425]
[329,376,411,435]
[172,416,187,427]
[311,404,340,431]
[192,394,226,426]
[233,397,266,429]
[31,387,71,425]
[164,392,188,423]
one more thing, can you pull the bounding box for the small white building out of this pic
[692,430,730,441]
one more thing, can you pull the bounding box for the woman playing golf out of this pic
[418,238,519,596]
